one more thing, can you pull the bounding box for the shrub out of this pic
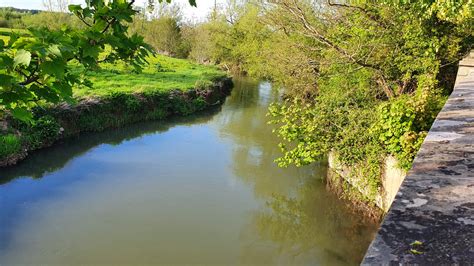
[373,91,446,170]
[108,92,142,112]
[24,115,61,150]
[194,79,213,90]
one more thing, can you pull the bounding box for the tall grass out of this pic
[0,134,22,159]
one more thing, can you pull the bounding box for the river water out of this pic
[0,78,377,265]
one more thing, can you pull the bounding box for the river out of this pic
[0,78,377,265]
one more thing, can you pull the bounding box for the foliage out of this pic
[0,7,35,28]
[23,115,61,149]
[129,16,188,58]
[194,79,214,90]
[0,49,227,162]
[231,0,471,200]
[21,12,84,30]
[0,134,22,159]
[373,90,446,169]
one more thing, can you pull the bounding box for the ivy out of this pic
[373,90,446,170]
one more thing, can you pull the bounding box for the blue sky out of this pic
[0,0,223,20]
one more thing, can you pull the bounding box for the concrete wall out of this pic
[328,153,406,212]
[362,51,474,264]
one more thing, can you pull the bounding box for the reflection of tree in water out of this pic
[217,78,306,199]
[0,107,221,184]
[218,78,377,265]
[249,178,378,265]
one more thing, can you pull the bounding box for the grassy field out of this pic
[0,27,226,98]
[75,54,226,98]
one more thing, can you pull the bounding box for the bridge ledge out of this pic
[362,53,474,264]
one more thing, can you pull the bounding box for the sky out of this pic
[0,0,225,21]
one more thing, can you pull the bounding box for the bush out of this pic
[194,79,213,90]
[24,115,61,150]
[108,92,142,112]
[373,91,446,170]
[0,19,8,28]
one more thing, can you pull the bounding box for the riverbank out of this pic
[0,76,233,167]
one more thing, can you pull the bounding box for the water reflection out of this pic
[216,80,304,199]
[0,108,222,184]
[218,78,377,265]
[0,77,377,265]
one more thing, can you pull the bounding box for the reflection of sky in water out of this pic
[0,77,377,265]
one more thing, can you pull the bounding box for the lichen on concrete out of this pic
[362,54,474,264]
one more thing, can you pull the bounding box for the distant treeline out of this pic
[0,7,41,28]
[0,6,88,29]
[0,3,230,62]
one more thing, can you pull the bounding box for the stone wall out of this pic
[328,153,406,212]
[362,51,474,264]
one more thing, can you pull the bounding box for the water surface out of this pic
[0,78,377,265]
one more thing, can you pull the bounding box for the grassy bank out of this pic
[75,54,226,97]
[0,54,232,167]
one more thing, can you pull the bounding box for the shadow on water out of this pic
[0,106,223,185]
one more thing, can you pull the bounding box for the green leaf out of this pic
[410,249,424,255]
[8,33,19,46]
[51,81,73,100]
[410,240,423,246]
[14,49,31,68]
[11,107,33,122]
[0,74,14,87]
[82,45,100,59]
[68,4,83,13]
[47,45,62,57]
[0,54,14,70]
[40,60,66,79]
[31,84,60,103]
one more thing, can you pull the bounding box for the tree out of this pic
[43,0,70,12]
[262,0,472,172]
[0,0,197,121]
[129,3,188,58]
[21,12,84,30]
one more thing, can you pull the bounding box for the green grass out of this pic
[0,27,29,36]
[1,28,227,98]
[0,134,22,159]
[74,53,226,98]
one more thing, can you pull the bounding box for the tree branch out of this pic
[285,1,382,71]
[101,0,135,34]
[326,0,389,28]
[78,15,92,27]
